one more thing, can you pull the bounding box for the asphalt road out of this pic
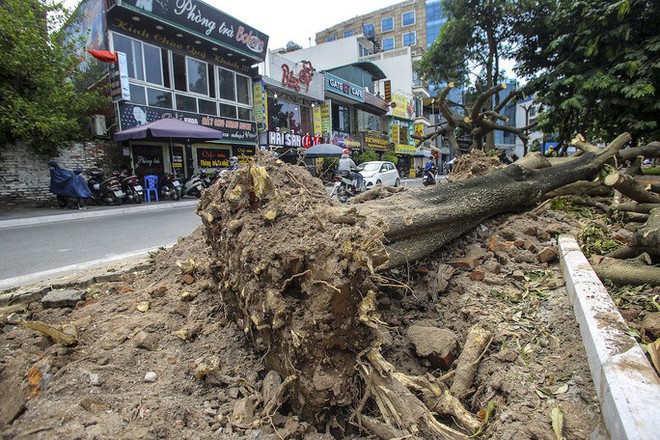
[0,205,200,289]
[0,177,432,290]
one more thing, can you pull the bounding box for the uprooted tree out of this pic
[196,132,657,438]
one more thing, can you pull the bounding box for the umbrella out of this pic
[301,143,345,158]
[114,118,224,141]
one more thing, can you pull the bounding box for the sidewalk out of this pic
[0,199,199,229]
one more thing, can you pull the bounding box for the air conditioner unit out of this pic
[91,114,107,136]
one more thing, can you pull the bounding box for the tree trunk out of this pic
[360,134,630,268]
[197,133,630,437]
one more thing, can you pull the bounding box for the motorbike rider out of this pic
[228,156,240,171]
[424,158,436,174]
[337,149,363,191]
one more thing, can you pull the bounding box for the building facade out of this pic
[70,0,269,178]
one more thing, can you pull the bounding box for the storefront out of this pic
[324,73,365,152]
[101,0,267,177]
[389,93,417,176]
[257,52,325,157]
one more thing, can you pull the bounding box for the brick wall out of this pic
[0,142,124,208]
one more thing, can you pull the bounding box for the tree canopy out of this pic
[0,0,108,156]
[513,0,659,145]
[416,0,514,92]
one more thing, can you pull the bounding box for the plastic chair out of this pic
[144,175,159,202]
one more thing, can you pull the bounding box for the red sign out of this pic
[282,61,314,93]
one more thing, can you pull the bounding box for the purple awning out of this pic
[114,118,224,141]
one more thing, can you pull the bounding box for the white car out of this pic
[358,161,401,189]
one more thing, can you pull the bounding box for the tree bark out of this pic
[604,171,660,204]
[593,260,660,286]
[361,133,630,268]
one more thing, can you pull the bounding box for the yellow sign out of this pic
[312,105,322,136]
[391,93,414,119]
[394,144,417,155]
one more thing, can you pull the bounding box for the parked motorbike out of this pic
[179,173,204,198]
[116,170,144,204]
[160,172,182,200]
[86,168,125,205]
[422,167,438,186]
[199,168,219,188]
[48,161,92,209]
[331,171,364,203]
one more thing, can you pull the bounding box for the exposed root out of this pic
[356,349,480,439]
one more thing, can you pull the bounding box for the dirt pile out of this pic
[6,155,656,438]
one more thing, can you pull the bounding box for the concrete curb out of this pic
[558,234,660,440]
[0,200,199,230]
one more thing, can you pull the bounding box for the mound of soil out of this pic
[3,158,634,439]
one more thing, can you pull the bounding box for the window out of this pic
[359,44,372,57]
[326,35,337,42]
[129,84,146,105]
[236,74,251,105]
[381,17,394,32]
[218,68,235,101]
[172,53,187,92]
[187,58,208,96]
[344,30,355,37]
[176,94,196,112]
[267,100,309,134]
[332,103,350,134]
[402,11,415,27]
[113,33,143,81]
[237,107,253,121]
[357,110,383,132]
[382,37,395,51]
[363,23,374,37]
[403,32,416,47]
[147,88,172,108]
[198,98,217,115]
[143,44,162,85]
[219,103,236,118]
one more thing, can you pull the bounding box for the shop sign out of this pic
[384,80,391,102]
[120,0,268,60]
[267,131,321,148]
[197,148,230,168]
[394,144,417,155]
[116,52,131,101]
[253,82,267,128]
[108,16,252,73]
[326,73,364,103]
[363,132,389,152]
[118,103,257,143]
[331,135,361,150]
[312,102,331,138]
[282,60,314,93]
[235,145,256,156]
[390,93,415,119]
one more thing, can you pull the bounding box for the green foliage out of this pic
[357,150,379,164]
[416,0,514,90]
[0,0,109,156]
[578,225,622,257]
[381,151,399,165]
[513,0,659,144]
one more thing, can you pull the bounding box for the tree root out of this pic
[450,326,492,400]
[355,349,470,439]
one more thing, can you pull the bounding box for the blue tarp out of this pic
[48,161,92,198]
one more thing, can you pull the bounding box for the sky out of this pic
[206,0,398,49]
